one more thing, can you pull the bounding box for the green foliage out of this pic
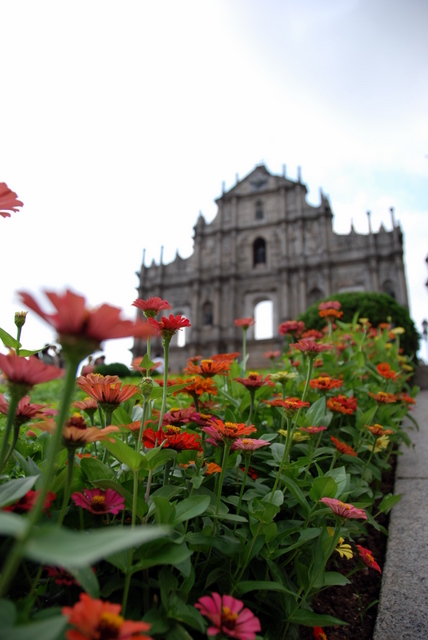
[298,291,420,359]
[94,362,134,377]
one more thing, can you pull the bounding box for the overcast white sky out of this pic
[1,0,427,365]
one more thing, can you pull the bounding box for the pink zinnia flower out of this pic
[320,497,367,520]
[195,592,261,640]
[0,393,57,426]
[0,182,23,218]
[0,354,63,390]
[278,320,305,336]
[289,339,333,356]
[133,297,171,319]
[71,488,125,515]
[231,438,270,452]
[18,289,157,355]
[234,317,255,330]
[356,544,382,573]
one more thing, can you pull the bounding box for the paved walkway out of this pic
[374,389,428,639]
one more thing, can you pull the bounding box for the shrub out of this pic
[298,292,420,360]
[93,362,133,378]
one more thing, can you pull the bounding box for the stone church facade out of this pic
[133,164,409,370]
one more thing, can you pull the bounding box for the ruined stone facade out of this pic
[133,164,409,370]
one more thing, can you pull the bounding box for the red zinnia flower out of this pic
[18,289,157,357]
[0,354,63,391]
[263,350,281,360]
[313,627,328,640]
[265,397,310,415]
[195,592,261,640]
[234,317,255,330]
[148,314,191,341]
[45,566,78,586]
[62,592,152,640]
[399,393,416,405]
[0,182,23,218]
[299,426,327,434]
[327,395,357,415]
[301,329,324,340]
[132,297,171,319]
[142,427,203,451]
[71,488,125,515]
[356,544,382,573]
[330,436,357,457]
[2,490,56,514]
[319,497,367,520]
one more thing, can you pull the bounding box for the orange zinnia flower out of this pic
[399,393,416,405]
[181,376,218,397]
[18,289,157,358]
[62,592,152,640]
[330,436,357,457]
[265,397,310,414]
[368,391,398,404]
[365,423,394,436]
[211,352,240,362]
[327,395,357,415]
[202,419,257,445]
[185,359,231,378]
[39,418,119,449]
[376,363,398,379]
[76,373,140,409]
[0,182,23,218]
[310,376,343,391]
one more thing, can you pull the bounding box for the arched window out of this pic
[254,300,273,339]
[253,237,266,266]
[202,301,213,326]
[177,327,187,347]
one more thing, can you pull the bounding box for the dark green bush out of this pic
[298,292,420,360]
[93,362,134,378]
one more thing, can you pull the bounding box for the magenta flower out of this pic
[195,592,261,640]
[71,488,125,515]
[320,497,367,520]
[0,182,23,218]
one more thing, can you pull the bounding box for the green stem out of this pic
[233,456,250,532]
[0,357,79,598]
[0,395,21,473]
[241,328,247,375]
[57,449,76,526]
[136,397,149,454]
[0,423,21,472]
[157,338,170,430]
[122,469,139,612]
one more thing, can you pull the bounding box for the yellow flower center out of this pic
[99,612,124,638]
[91,495,106,512]
[222,606,238,628]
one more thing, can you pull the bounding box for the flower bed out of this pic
[0,289,419,640]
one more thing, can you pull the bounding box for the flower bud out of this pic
[139,377,154,399]
[14,311,27,329]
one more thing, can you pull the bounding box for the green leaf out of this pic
[80,456,118,483]
[1,615,67,640]
[0,327,19,350]
[289,609,347,627]
[0,476,38,508]
[309,476,338,502]
[68,565,100,597]
[378,493,401,514]
[0,512,27,537]
[131,541,193,573]
[234,580,296,597]
[112,406,133,426]
[305,396,327,426]
[144,447,177,471]
[0,598,16,627]
[22,524,170,567]
[103,435,146,471]
[172,495,210,525]
[322,571,351,587]
[325,466,350,498]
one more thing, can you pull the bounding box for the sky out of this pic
[1,0,427,366]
